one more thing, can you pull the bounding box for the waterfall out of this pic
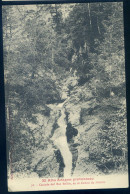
[50,103,72,177]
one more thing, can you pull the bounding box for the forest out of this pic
[2,2,128,178]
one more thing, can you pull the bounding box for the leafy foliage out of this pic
[3,2,127,177]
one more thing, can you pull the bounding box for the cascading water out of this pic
[50,103,73,177]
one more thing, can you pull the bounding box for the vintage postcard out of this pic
[2,2,129,191]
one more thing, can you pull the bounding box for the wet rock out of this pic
[66,122,78,142]
[54,149,65,177]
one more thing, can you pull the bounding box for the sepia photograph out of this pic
[2,2,129,191]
